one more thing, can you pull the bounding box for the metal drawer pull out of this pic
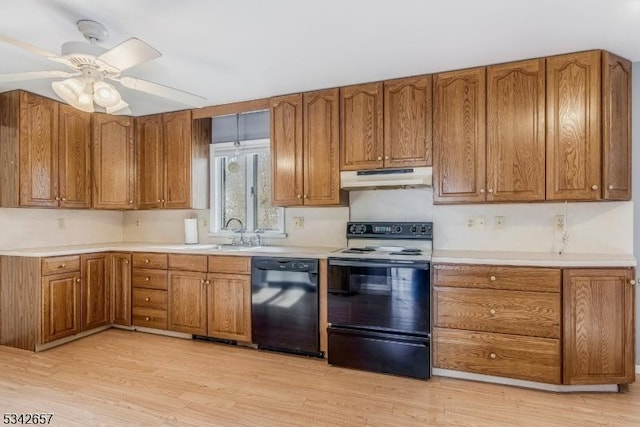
[145,259,150,263]
[145,297,150,302]
[490,353,497,359]
[489,309,496,315]
[591,184,598,191]
[145,317,150,321]
[630,280,636,286]
[59,264,66,268]
[145,277,150,281]
[490,275,496,281]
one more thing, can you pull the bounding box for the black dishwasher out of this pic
[251,257,321,357]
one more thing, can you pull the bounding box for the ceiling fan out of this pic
[0,20,207,114]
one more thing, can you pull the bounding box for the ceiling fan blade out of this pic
[0,70,80,83]
[0,34,72,67]
[113,76,207,107]
[97,38,161,72]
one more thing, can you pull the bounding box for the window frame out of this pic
[209,139,285,236]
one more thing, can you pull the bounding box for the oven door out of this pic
[327,258,430,334]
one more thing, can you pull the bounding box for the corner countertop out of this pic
[0,242,343,259]
[431,249,637,268]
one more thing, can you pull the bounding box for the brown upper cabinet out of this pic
[270,91,347,207]
[136,110,204,209]
[487,59,546,202]
[383,75,433,168]
[340,82,384,170]
[0,91,91,208]
[92,114,135,209]
[547,50,631,201]
[433,67,486,203]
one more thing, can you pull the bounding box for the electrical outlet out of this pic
[57,218,65,230]
[555,215,566,231]
[293,216,305,229]
[202,218,208,228]
[135,219,141,227]
[476,216,486,230]
[466,216,475,230]
[494,216,506,230]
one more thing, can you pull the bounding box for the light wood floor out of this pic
[0,330,639,426]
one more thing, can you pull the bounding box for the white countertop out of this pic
[432,249,637,267]
[0,242,342,258]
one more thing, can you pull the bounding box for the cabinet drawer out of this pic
[208,255,251,274]
[132,288,167,310]
[132,268,168,290]
[132,307,167,330]
[434,287,560,338]
[433,264,561,292]
[433,327,561,384]
[132,252,168,269]
[42,256,80,275]
[168,254,208,272]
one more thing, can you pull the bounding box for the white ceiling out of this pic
[1,0,639,116]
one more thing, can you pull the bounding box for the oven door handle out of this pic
[328,259,429,269]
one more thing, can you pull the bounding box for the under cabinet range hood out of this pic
[340,167,432,190]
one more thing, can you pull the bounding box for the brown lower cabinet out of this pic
[110,253,132,326]
[132,252,168,329]
[433,264,636,386]
[80,254,110,331]
[41,272,81,344]
[167,255,252,342]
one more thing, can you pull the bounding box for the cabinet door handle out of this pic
[55,196,60,201]
[479,189,485,194]
[157,199,161,203]
[297,194,302,199]
[145,297,150,302]
[129,200,134,204]
[488,189,494,194]
[490,275,496,281]
[303,195,308,199]
[76,278,81,283]
[61,197,66,201]
[608,185,614,190]
[377,156,382,161]
[125,259,129,264]
[145,316,150,321]
[490,353,497,359]
[206,280,211,285]
[161,199,165,203]
[489,309,496,315]
[384,156,389,160]
[591,184,599,191]
[630,280,636,286]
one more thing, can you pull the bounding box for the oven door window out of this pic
[328,263,429,334]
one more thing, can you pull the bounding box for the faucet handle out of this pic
[255,229,264,234]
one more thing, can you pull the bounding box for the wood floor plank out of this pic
[0,329,639,426]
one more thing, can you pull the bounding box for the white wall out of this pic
[350,189,633,254]
[122,207,349,248]
[632,61,640,365]
[0,208,123,250]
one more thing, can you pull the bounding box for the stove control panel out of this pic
[346,222,433,239]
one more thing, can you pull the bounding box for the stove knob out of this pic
[410,225,417,233]
[393,225,403,234]
[420,225,427,233]
[349,224,358,234]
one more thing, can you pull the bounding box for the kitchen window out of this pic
[210,111,284,235]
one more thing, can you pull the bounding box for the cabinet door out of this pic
[58,104,92,208]
[303,89,345,206]
[384,75,432,167]
[602,52,631,201]
[41,272,80,343]
[433,68,486,203]
[487,59,545,202]
[19,92,59,207]
[164,110,193,208]
[168,271,207,335]
[270,94,303,206]
[340,82,384,170]
[136,114,164,209]
[547,51,601,201]
[81,254,110,331]
[111,252,132,326]
[207,273,251,341]
[92,114,135,209]
[563,268,635,385]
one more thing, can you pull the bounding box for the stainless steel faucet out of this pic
[224,217,245,245]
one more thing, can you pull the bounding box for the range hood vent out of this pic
[340,167,432,191]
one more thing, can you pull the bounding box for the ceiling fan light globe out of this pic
[78,92,92,106]
[93,81,121,108]
[52,80,94,113]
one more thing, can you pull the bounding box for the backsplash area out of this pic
[349,188,633,254]
[122,207,349,248]
[0,208,123,250]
